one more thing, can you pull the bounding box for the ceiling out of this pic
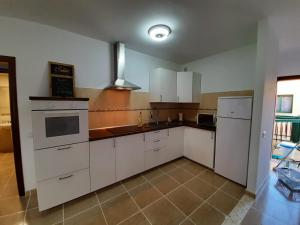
[0,0,299,64]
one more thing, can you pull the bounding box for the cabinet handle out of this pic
[58,174,73,180]
[154,130,160,133]
[160,95,162,102]
[113,139,116,148]
[57,146,72,151]
[177,96,179,102]
[154,139,160,143]
[168,129,170,136]
[153,148,160,151]
[143,133,146,142]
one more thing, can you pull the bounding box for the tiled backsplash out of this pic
[75,88,253,129]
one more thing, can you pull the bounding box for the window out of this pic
[276,95,293,113]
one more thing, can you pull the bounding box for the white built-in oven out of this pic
[31,100,89,150]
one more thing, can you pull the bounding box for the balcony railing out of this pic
[273,116,300,143]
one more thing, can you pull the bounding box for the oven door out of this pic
[32,110,88,149]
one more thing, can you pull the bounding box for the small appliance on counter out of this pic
[196,113,215,126]
[179,113,183,122]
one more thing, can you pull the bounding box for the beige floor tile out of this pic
[167,168,194,184]
[159,162,177,173]
[150,174,179,194]
[198,171,227,188]
[180,219,194,225]
[143,198,185,225]
[0,212,25,225]
[97,183,126,203]
[0,196,28,216]
[102,193,138,225]
[122,175,146,190]
[129,182,162,209]
[1,184,19,198]
[143,168,163,180]
[64,206,106,225]
[221,181,245,200]
[167,187,203,216]
[28,189,38,209]
[64,193,99,219]
[182,162,206,175]
[190,203,225,225]
[172,158,189,167]
[207,190,238,215]
[185,178,217,200]
[241,207,285,225]
[25,206,63,225]
[119,212,151,225]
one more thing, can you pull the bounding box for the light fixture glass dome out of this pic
[148,24,171,41]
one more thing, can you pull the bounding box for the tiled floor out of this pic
[0,157,251,225]
[241,170,300,225]
[0,153,18,199]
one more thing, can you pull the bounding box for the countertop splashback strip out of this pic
[75,88,253,129]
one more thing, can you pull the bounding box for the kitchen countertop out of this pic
[89,121,216,141]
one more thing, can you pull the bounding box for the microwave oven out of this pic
[196,113,215,126]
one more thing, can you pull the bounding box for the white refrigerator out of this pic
[215,96,252,186]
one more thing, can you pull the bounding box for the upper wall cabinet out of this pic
[149,68,177,102]
[149,68,201,103]
[177,72,201,103]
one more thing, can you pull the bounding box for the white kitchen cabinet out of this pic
[149,68,177,102]
[164,127,184,163]
[184,127,215,168]
[115,133,145,181]
[177,72,201,103]
[90,138,116,192]
[37,168,90,211]
[144,129,168,170]
[34,142,89,182]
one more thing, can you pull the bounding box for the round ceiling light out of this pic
[148,24,171,41]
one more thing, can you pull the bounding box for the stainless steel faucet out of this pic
[150,110,159,125]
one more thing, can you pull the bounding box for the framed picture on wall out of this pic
[276,94,293,113]
[49,62,75,97]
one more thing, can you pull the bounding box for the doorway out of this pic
[271,76,300,168]
[0,56,24,197]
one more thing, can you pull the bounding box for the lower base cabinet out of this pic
[116,134,145,181]
[184,127,215,168]
[165,127,184,162]
[37,168,90,211]
[35,126,215,211]
[90,138,116,192]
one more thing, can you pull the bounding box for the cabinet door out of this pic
[116,134,145,181]
[165,127,184,162]
[177,72,193,103]
[160,68,177,102]
[90,139,116,192]
[149,68,177,102]
[184,128,215,168]
[149,69,161,102]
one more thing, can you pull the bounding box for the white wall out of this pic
[182,44,257,93]
[0,16,179,190]
[247,18,279,194]
[278,48,300,76]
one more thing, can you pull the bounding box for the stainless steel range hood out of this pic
[105,42,141,90]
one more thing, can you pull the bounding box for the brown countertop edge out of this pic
[29,96,89,101]
[89,121,216,141]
